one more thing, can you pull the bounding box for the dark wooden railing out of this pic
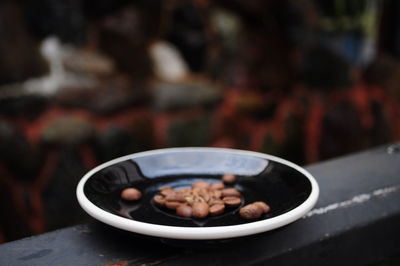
[1,143,400,265]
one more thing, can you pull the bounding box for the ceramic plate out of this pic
[76,147,319,240]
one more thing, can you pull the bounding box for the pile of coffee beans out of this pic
[120,174,271,220]
[153,180,242,218]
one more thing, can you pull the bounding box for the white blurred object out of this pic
[149,40,189,82]
[23,37,94,96]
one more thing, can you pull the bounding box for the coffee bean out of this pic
[191,187,202,195]
[184,195,196,205]
[209,198,224,206]
[193,195,206,203]
[253,201,270,213]
[160,188,174,197]
[192,202,209,218]
[192,180,210,189]
[222,188,241,197]
[176,204,192,217]
[199,191,210,202]
[153,195,165,206]
[121,188,142,201]
[209,204,225,215]
[212,193,222,200]
[222,174,236,184]
[165,201,181,210]
[239,204,263,220]
[177,188,191,195]
[210,182,225,190]
[165,193,186,202]
[223,196,242,207]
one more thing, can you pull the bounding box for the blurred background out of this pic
[0,0,399,243]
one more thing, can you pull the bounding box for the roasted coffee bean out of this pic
[222,188,241,197]
[223,196,242,207]
[193,187,208,195]
[209,198,224,206]
[192,180,210,189]
[222,174,236,184]
[209,204,225,215]
[153,195,165,206]
[194,195,206,203]
[210,182,224,190]
[239,203,263,220]
[165,193,186,202]
[212,190,222,198]
[121,188,142,201]
[184,195,196,205]
[176,204,192,217]
[192,202,209,218]
[253,201,270,213]
[165,201,181,210]
[191,187,201,195]
[177,188,191,195]
[199,191,210,202]
[160,188,174,197]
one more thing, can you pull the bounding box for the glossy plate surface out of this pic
[76,148,319,240]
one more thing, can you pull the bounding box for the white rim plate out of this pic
[76,147,319,240]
